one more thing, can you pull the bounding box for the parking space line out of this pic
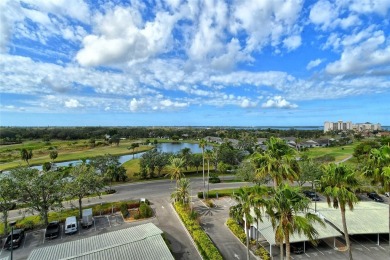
[107,216,111,228]
[350,237,370,251]
[313,246,325,255]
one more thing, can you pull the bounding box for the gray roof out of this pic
[28,223,173,260]
[316,202,389,235]
[252,209,342,246]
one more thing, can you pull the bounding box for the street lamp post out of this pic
[10,221,16,260]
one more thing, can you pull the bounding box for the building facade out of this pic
[324,121,381,133]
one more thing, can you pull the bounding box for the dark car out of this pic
[303,190,320,201]
[4,229,25,250]
[367,192,384,202]
[291,243,304,254]
[45,221,61,239]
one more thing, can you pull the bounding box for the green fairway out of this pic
[300,143,358,162]
[0,139,152,171]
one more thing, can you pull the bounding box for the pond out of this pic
[31,142,213,170]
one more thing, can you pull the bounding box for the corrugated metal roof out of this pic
[316,201,389,235]
[251,208,342,245]
[28,223,174,260]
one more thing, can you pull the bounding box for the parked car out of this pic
[81,208,94,228]
[45,221,61,239]
[290,243,304,254]
[64,216,78,234]
[367,192,384,202]
[4,229,25,250]
[303,190,320,201]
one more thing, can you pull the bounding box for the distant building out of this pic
[324,120,381,133]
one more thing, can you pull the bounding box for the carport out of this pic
[250,210,342,256]
[316,201,389,246]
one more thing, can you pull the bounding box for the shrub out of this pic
[139,203,153,218]
[105,189,116,194]
[120,202,130,218]
[174,203,223,260]
[255,246,271,260]
[226,218,246,244]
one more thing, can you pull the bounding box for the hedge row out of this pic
[226,218,246,244]
[197,189,236,199]
[174,203,223,260]
[226,218,271,260]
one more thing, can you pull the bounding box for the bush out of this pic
[139,203,153,218]
[209,177,221,183]
[255,246,271,260]
[105,189,116,194]
[226,218,246,244]
[174,203,223,260]
[120,202,130,218]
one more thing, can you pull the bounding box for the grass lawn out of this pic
[300,143,358,162]
[0,139,153,171]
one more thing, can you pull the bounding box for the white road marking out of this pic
[234,253,240,259]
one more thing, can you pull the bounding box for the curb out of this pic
[169,203,203,260]
[225,220,260,260]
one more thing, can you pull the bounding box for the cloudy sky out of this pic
[1,0,390,126]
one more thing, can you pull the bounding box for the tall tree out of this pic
[199,139,207,199]
[67,164,104,219]
[171,178,190,204]
[0,176,18,235]
[128,143,139,158]
[190,154,202,174]
[20,148,33,166]
[253,137,298,188]
[167,157,185,189]
[267,184,323,260]
[233,187,253,260]
[321,163,359,260]
[11,167,65,226]
[250,185,269,247]
[363,145,390,248]
[180,147,192,170]
[297,157,322,188]
[205,149,213,197]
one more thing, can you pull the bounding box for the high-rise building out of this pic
[324,121,381,133]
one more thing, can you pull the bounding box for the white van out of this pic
[64,216,78,234]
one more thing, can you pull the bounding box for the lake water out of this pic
[31,142,212,170]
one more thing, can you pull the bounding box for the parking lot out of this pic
[0,213,126,260]
[286,234,389,260]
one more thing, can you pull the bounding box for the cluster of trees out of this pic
[228,137,389,260]
[0,126,327,143]
[0,154,127,235]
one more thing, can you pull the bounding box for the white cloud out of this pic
[160,99,188,108]
[129,98,145,112]
[309,0,336,30]
[326,29,390,74]
[306,59,324,70]
[261,96,298,109]
[349,0,390,16]
[240,98,257,108]
[64,99,82,108]
[283,35,302,51]
[76,6,177,66]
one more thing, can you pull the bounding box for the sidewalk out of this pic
[193,197,258,260]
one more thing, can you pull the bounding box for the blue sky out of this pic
[1,0,390,126]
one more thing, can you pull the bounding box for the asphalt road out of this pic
[4,177,250,260]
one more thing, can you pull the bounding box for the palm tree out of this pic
[205,149,213,198]
[233,187,253,260]
[20,148,33,166]
[253,137,298,188]
[171,178,190,204]
[166,157,185,189]
[267,184,323,260]
[199,139,207,199]
[321,163,359,260]
[250,185,269,247]
[363,145,390,248]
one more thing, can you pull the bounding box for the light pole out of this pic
[10,221,16,260]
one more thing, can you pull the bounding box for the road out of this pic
[5,177,251,260]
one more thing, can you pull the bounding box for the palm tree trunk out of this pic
[246,221,250,260]
[285,230,290,260]
[79,197,83,219]
[340,204,353,260]
[207,160,210,198]
[2,211,8,235]
[256,218,259,247]
[202,149,205,199]
[280,243,284,260]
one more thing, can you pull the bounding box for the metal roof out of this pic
[28,223,174,260]
[316,201,389,235]
[252,210,342,246]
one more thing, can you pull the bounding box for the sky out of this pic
[1,0,390,127]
